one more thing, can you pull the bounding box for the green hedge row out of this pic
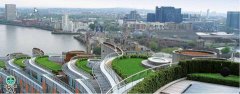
[187,73,239,87]
[129,59,239,93]
[179,59,239,76]
[118,55,149,59]
[129,65,184,93]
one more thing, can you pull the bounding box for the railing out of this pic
[92,59,103,94]
[76,79,97,93]
[44,74,75,93]
[107,63,175,94]
[63,59,97,93]
[102,53,122,86]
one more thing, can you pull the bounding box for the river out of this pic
[0,24,86,56]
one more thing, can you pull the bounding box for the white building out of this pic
[62,14,70,32]
[5,4,17,21]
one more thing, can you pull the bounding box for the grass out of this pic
[35,56,62,73]
[0,60,5,68]
[187,73,239,87]
[76,59,92,74]
[14,58,26,68]
[160,47,180,54]
[112,57,152,82]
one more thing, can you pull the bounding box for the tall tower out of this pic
[62,14,69,31]
[5,4,17,21]
[207,9,210,19]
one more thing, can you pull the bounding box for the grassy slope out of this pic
[0,60,5,68]
[14,58,26,68]
[112,58,151,82]
[35,57,62,72]
[76,59,92,74]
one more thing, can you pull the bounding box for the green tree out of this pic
[150,41,158,51]
[93,47,101,55]
[221,47,231,54]
[89,24,95,31]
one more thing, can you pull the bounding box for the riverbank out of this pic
[52,31,82,35]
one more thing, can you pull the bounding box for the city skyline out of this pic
[0,0,240,13]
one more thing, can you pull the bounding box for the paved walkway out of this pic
[158,80,239,94]
[92,61,111,93]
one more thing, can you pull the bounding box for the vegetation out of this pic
[160,47,180,54]
[76,59,92,74]
[187,73,239,87]
[93,46,101,55]
[130,65,184,93]
[14,58,28,69]
[179,59,239,76]
[221,46,231,54]
[130,59,240,93]
[112,55,150,82]
[35,56,62,74]
[0,60,5,68]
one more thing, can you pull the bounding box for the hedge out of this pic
[129,65,184,93]
[187,73,239,87]
[129,59,240,93]
[179,59,239,76]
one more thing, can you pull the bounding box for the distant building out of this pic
[147,13,155,22]
[155,6,182,23]
[124,10,141,21]
[227,11,240,30]
[62,14,69,31]
[5,4,17,21]
[61,14,74,32]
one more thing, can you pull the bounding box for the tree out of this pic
[150,41,158,51]
[89,24,95,31]
[93,47,101,55]
[221,47,231,54]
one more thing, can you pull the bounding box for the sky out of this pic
[0,0,239,13]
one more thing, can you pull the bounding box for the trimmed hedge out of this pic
[187,73,239,87]
[129,65,184,93]
[179,59,239,76]
[129,59,240,93]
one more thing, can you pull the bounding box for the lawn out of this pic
[14,58,26,68]
[35,56,62,73]
[0,60,5,68]
[76,59,92,74]
[187,73,239,87]
[112,58,151,82]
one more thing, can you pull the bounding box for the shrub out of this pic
[230,62,240,76]
[129,65,185,93]
[220,67,230,77]
[178,59,238,76]
[187,73,239,87]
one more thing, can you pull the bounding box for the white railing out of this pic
[75,79,97,94]
[106,63,174,94]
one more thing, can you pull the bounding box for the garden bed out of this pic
[76,59,92,74]
[0,60,5,68]
[35,56,62,73]
[187,73,239,87]
[112,55,151,82]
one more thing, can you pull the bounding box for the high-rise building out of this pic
[227,11,240,30]
[5,4,17,21]
[155,6,182,23]
[124,10,141,21]
[147,13,156,22]
[62,14,69,31]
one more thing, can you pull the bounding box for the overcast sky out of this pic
[1,0,239,13]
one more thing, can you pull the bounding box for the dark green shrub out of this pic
[178,59,238,75]
[230,62,240,76]
[187,73,239,87]
[220,67,230,77]
[129,65,185,93]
